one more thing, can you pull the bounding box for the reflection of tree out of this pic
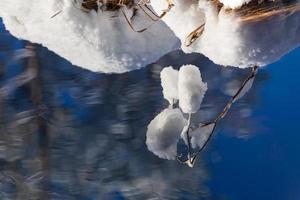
[0,44,47,199]
[42,67,212,199]
[27,43,50,200]
[0,44,213,199]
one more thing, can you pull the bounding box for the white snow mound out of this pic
[184,1,300,68]
[0,0,179,73]
[178,65,207,114]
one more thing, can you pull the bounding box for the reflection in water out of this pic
[188,66,258,165]
[147,64,258,167]
[147,64,208,166]
[0,5,277,198]
[0,44,213,199]
[160,67,179,106]
[146,108,187,160]
[0,36,266,199]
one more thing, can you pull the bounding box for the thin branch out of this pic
[178,66,258,167]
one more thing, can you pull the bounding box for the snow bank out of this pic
[0,0,179,73]
[151,0,300,69]
[160,66,179,105]
[151,0,205,44]
[146,108,187,160]
[178,65,207,114]
[2,0,298,72]
[184,1,300,68]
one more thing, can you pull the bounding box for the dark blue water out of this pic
[0,18,300,200]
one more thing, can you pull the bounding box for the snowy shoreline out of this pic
[0,0,179,73]
[0,0,299,73]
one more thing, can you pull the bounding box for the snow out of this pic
[146,108,187,160]
[178,65,207,114]
[218,0,252,9]
[152,0,300,69]
[160,66,179,105]
[0,0,179,73]
[151,0,205,44]
[1,0,299,72]
[184,1,300,68]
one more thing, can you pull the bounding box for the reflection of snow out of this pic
[160,66,179,105]
[185,1,300,68]
[147,64,261,165]
[0,0,179,73]
[178,65,207,114]
[148,64,209,163]
[146,108,187,160]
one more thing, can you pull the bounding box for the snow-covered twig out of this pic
[178,66,258,167]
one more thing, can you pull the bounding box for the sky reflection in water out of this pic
[0,18,300,200]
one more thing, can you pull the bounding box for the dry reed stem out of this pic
[238,2,300,22]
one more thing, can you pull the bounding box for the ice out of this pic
[160,66,179,105]
[0,0,179,73]
[146,108,187,160]
[178,65,207,114]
